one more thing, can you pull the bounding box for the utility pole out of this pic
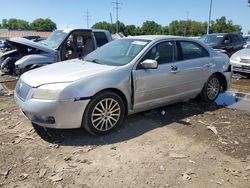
[112,0,122,33]
[207,0,213,34]
[84,10,91,29]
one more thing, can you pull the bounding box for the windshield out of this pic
[200,34,224,44]
[84,39,150,66]
[41,30,68,49]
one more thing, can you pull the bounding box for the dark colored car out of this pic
[200,33,245,57]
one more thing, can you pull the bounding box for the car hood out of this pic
[20,59,118,87]
[7,37,57,54]
[234,49,250,59]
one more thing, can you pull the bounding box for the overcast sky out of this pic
[0,0,249,34]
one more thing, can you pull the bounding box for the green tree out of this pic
[140,20,163,35]
[92,21,114,33]
[7,19,30,30]
[210,16,241,33]
[30,18,57,31]
[248,31,250,34]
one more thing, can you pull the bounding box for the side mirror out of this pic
[140,59,158,69]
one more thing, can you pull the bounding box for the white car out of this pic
[230,47,250,74]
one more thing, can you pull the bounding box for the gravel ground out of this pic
[0,94,249,188]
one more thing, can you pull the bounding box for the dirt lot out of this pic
[0,77,250,188]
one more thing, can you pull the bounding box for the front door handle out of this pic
[171,65,180,74]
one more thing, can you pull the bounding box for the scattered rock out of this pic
[161,110,166,116]
[188,160,196,164]
[159,165,165,171]
[48,172,63,182]
[64,155,72,161]
[110,146,117,150]
[245,165,250,171]
[224,168,241,177]
[0,168,11,178]
[207,125,218,135]
[39,168,47,178]
[169,153,188,159]
[182,169,194,181]
[19,173,29,180]
[216,181,223,185]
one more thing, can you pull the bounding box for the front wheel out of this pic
[201,75,221,102]
[82,91,125,135]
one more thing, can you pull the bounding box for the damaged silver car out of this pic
[0,29,112,75]
[15,36,231,135]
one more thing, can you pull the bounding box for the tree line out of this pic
[0,16,247,35]
[92,16,243,36]
[0,18,57,32]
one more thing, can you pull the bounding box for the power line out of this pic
[84,10,91,29]
[112,0,122,33]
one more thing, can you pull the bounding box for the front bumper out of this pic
[15,90,90,129]
[231,60,250,74]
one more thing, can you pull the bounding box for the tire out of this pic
[82,91,125,135]
[201,74,221,102]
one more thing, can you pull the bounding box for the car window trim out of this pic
[176,40,210,61]
[135,40,177,70]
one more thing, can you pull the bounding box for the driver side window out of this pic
[142,41,175,65]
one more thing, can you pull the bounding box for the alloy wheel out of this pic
[207,77,220,100]
[91,98,121,132]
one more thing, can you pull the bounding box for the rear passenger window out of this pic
[142,41,175,64]
[179,41,209,60]
[93,32,108,47]
[231,35,239,43]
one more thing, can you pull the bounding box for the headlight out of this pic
[32,83,71,100]
[231,55,240,62]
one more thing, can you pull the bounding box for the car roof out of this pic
[126,35,186,41]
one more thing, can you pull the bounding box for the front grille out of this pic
[16,80,31,101]
[240,58,250,64]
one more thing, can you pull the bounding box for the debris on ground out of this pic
[169,153,188,159]
[182,169,195,181]
[19,173,29,180]
[48,172,63,182]
[39,168,47,179]
[0,168,11,178]
[207,125,218,135]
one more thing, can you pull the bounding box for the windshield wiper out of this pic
[84,59,103,64]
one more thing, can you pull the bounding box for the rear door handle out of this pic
[203,63,213,68]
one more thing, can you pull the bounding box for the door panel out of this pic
[133,62,183,111]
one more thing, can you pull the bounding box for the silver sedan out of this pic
[15,36,232,135]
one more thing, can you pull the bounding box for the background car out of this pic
[243,35,250,48]
[200,33,245,57]
[230,46,250,75]
[0,29,112,75]
[15,36,231,135]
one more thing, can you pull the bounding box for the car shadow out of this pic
[34,99,222,146]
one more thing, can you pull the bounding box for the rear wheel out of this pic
[201,74,221,102]
[82,91,125,135]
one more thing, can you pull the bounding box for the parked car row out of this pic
[199,33,250,76]
[14,35,232,135]
[200,33,246,57]
[0,29,112,75]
